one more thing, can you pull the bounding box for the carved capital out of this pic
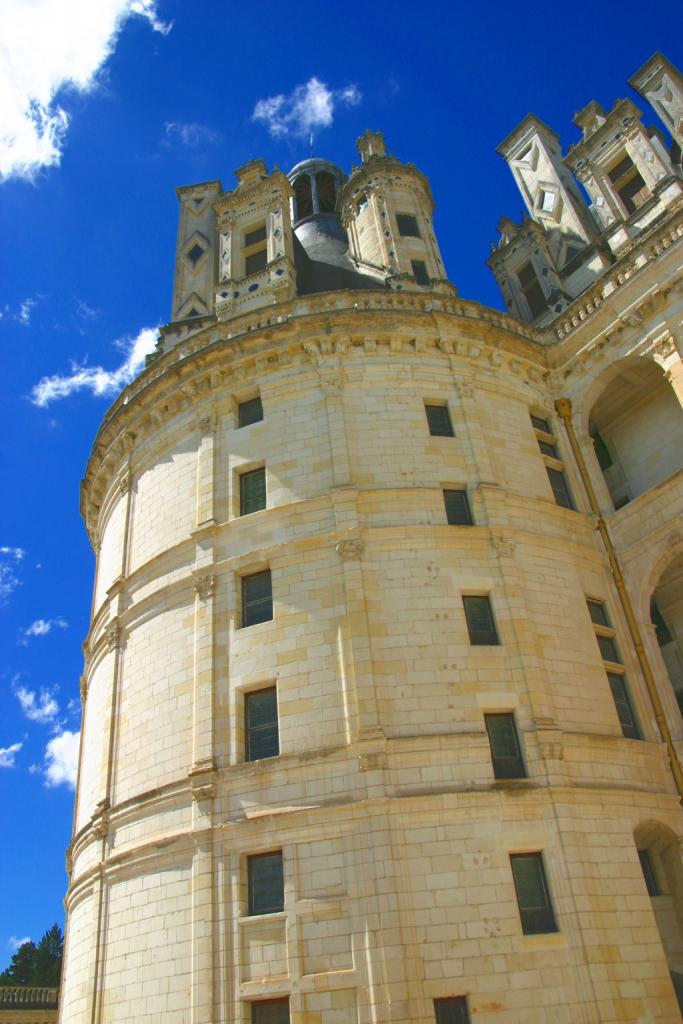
[118,473,130,496]
[336,538,364,560]
[492,532,515,558]
[198,412,217,435]
[105,618,121,652]
[193,572,216,600]
[652,330,677,361]
[80,676,88,704]
[91,798,111,839]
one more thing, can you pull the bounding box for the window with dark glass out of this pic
[463,596,499,646]
[434,996,470,1024]
[317,171,337,213]
[397,213,420,237]
[294,174,313,221]
[240,468,266,516]
[243,221,268,277]
[546,467,574,510]
[538,439,558,458]
[591,429,613,471]
[651,599,673,647]
[607,673,640,739]
[412,259,430,286]
[485,714,525,779]
[238,396,263,428]
[517,261,546,318]
[242,570,272,627]
[510,853,557,935]
[245,687,279,762]
[587,600,610,627]
[251,1000,290,1024]
[443,489,473,526]
[425,403,454,437]
[638,849,661,897]
[530,414,550,433]
[248,851,284,915]
[597,633,620,663]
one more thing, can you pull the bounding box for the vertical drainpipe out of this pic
[555,397,683,804]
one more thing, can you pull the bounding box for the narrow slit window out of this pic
[434,997,470,1024]
[247,851,284,915]
[546,467,574,510]
[425,403,454,437]
[443,489,473,526]
[238,396,263,428]
[638,849,661,897]
[463,596,499,646]
[245,687,279,762]
[485,714,526,779]
[240,468,266,516]
[510,853,558,935]
[242,570,273,628]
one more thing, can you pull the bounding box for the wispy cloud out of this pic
[30,325,159,406]
[44,730,79,788]
[164,121,219,147]
[17,298,37,325]
[253,77,361,139]
[15,684,60,725]
[20,617,68,644]
[7,936,31,952]
[76,301,100,322]
[0,0,172,183]
[0,546,25,602]
[0,743,22,769]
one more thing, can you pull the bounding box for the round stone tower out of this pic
[60,124,683,1024]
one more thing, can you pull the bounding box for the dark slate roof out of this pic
[292,215,387,296]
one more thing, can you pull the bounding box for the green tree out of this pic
[0,925,63,987]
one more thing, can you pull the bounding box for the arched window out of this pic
[294,175,313,221]
[651,553,683,713]
[634,822,683,1013]
[316,171,337,213]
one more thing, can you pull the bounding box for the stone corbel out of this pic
[91,798,111,840]
[193,571,216,600]
[188,759,217,800]
[335,538,364,561]
[105,618,121,652]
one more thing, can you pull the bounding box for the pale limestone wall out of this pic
[66,226,683,1024]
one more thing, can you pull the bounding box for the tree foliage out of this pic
[0,925,63,987]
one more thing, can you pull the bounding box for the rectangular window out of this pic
[245,225,267,248]
[517,261,546,318]
[608,154,649,215]
[485,714,525,779]
[587,599,610,627]
[248,851,284,915]
[245,687,279,762]
[530,414,550,433]
[238,396,263,428]
[443,489,473,526]
[607,673,640,739]
[597,633,620,663]
[240,467,267,516]
[251,999,290,1024]
[463,596,499,646]
[434,997,470,1024]
[245,249,268,276]
[638,850,661,897]
[510,853,558,935]
[546,467,574,510]
[425,403,454,437]
[397,213,420,237]
[242,570,273,628]
[538,440,558,459]
[412,259,430,286]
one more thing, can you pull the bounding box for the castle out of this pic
[59,53,683,1023]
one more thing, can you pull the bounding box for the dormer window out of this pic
[316,171,337,213]
[517,261,546,319]
[244,223,267,276]
[607,154,650,215]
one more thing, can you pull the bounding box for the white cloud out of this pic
[30,325,159,406]
[8,936,31,952]
[15,685,60,725]
[164,121,219,147]
[253,77,361,139]
[0,742,22,769]
[0,546,25,602]
[0,0,172,183]
[44,730,80,788]
[17,298,37,325]
[21,617,68,643]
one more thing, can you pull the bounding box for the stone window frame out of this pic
[586,597,641,740]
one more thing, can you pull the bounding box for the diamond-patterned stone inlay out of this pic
[187,244,204,265]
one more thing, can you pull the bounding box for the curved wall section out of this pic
[62,288,683,1024]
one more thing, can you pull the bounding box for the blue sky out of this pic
[0,0,680,964]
